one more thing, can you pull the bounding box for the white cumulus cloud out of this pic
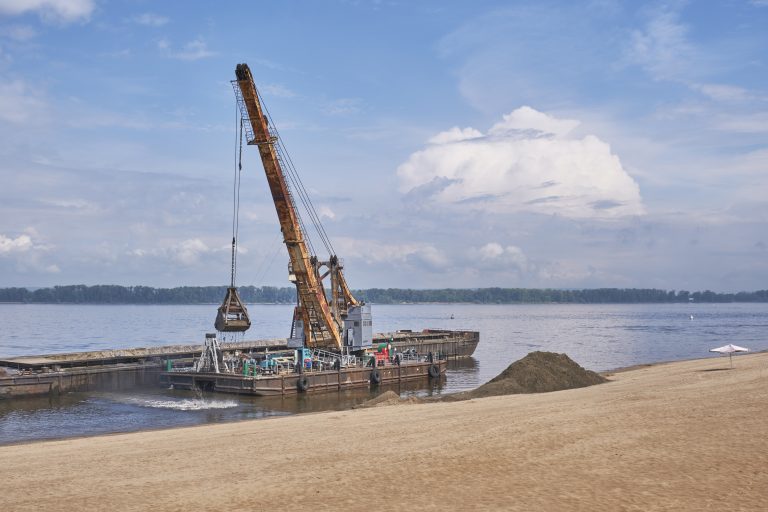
[318,205,336,220]
[428,126,482,145]
[0,233,32,254]
[478,242,525,262]
[489,107,579,138]
[172,238,209,265]
[397,106,644,218]
[473,242,528,273]
[0,231,59,274]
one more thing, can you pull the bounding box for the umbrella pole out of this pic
[729,352,733,368]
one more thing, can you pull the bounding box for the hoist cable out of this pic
[234,118,244,284]
[277,139,336,255]
[229,102,245,287]
[275,141,324,256]
[252,231,284,286]
[258,92,336,257]
[278,137,334,255]
[250,88,321,257]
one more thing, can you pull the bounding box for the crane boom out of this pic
[233,63,358,350]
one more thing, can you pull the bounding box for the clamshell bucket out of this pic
[215,287,251,332]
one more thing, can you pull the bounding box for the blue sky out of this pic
[0,0,766,292]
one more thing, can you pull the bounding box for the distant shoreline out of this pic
[2,300,768,306]
[1,284,767,305]
[0,284,768,305]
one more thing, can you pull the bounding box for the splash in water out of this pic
[111,395,239,411]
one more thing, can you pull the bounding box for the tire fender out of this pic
[297,375,309,392]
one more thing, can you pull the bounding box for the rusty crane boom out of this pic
[232,63,371,352]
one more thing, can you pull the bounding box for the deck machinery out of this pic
[229,63,372,353]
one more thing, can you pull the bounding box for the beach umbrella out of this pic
[709,344,749,368]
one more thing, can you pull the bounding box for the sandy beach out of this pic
[1,352,767,511]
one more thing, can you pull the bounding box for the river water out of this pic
[1,303,767,444]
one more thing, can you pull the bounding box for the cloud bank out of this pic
[397,107,644,219]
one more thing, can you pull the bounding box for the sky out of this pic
[0,0,766,292]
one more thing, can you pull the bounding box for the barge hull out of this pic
[388,330,478,358]
[161,360,447,397]
[1,329,476,398]
[0,363,161,398]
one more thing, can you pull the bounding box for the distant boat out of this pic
[450,314,454,319]
[690,314,694,320]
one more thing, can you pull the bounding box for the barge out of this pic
[161,359,447,397]
[0,329,477,398]
[160,332,448,397]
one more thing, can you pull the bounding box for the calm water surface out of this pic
[1,303,766,444]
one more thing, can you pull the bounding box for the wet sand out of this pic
[2,353,767,511]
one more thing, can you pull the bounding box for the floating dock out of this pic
[0,329,478,398]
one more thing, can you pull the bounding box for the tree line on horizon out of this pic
[0,285,767,305]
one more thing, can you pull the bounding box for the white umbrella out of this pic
[709,344,749,368]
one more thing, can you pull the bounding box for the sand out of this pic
[2,353,767,511]
[442,351,607,401]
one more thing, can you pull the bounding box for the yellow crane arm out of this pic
[234,63,341,350]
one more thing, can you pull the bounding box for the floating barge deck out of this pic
[0,329,478,398]
[161,360,447,397]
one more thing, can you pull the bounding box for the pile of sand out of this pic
[356,390,424,408]
[356,390,401,408]
[359,352,607,407]
[442,351,606,401]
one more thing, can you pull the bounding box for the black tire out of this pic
[370,368,381,385]
[297,375,309,393]
[428,364,440,379]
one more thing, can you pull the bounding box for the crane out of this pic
[232,63,371,352]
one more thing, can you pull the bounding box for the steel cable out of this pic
[256,89,337,258]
